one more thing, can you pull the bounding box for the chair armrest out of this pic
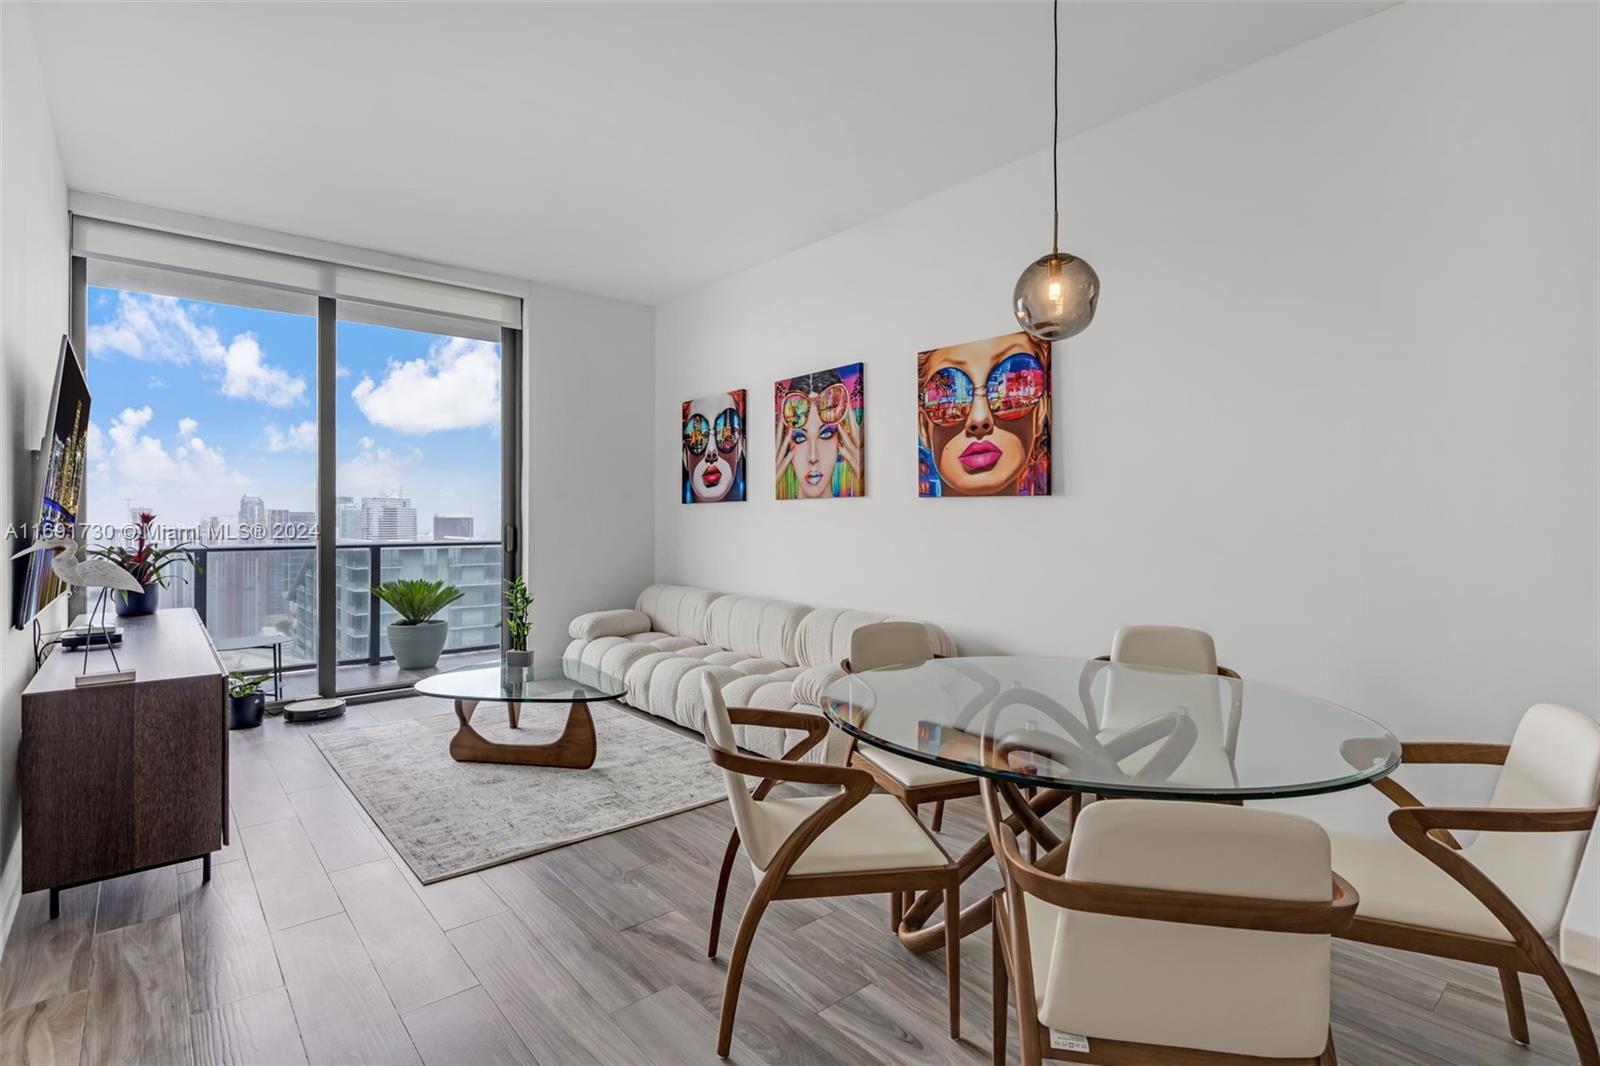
[1349,739,1512,848]
[725,705,830,744]
[707,740,874,798]
[723,705,830,770]
[1400,742,1510,765]
[1386,803,1597,957]
[992,817,1358,935]
[1390,805,1598,836]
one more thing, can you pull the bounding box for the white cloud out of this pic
[89,406,249,528]
[337,436,420,499]
[264,421,317,452]
[219,334,306,407]
[88,292,307,408]
[351,336,498,434]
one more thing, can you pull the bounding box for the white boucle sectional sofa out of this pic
[564,584,956,760]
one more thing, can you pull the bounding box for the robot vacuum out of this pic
[283,697,347,723]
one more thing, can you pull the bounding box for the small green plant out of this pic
[503,577,532,652]
[374,579,463,625]
[228,672,269,699]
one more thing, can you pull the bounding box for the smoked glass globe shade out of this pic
[1013,252,1099,341]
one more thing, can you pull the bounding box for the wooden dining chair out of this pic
[1074,625,1243,803]
[843,620,978,833]
[701,673,961,1058]
[1084,625,1243,740]
[985,789,1355,1065]
[1329,702,1600,1065]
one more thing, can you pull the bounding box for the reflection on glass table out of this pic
[821,655,1401,957]
[822,655,1399,801]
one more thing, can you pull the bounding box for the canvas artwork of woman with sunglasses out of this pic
[775,363,864,500]
[682,390,747,503]
[917,331,1051,497]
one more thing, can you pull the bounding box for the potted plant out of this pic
[92,511,199,617]
[374,578,462,670]
[503,576,533,669]
[228,672,269,730]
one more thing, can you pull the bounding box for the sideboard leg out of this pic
[203,853,212,883]
[49,888,59,920]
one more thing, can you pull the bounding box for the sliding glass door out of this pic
[328,312,505,696]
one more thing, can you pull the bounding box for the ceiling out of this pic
[27,2,1388,304]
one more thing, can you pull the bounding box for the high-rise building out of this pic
[266,508,316,542]
[337,497,365,541]
[359,495,417,542]
[238,495,266,540]
[433,515,473,540]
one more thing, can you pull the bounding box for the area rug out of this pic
[311,702,727,883]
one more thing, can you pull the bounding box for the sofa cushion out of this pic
[624,651,681,712]
[792,663,846,710]
[704,594,810,666]
[568,609,653,640]
[794,606,957,669]
[636,584,720,640]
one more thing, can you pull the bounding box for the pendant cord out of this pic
[1051,0,1059,255]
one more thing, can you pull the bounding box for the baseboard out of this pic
[1562,924,1600,977]
[0,833,22,966]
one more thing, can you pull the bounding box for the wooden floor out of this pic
[1,694,1597,1066]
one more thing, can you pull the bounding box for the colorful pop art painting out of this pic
[774,362,864,499]
[916,331,1050,497]
[682,390,747,503]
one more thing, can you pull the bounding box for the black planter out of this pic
[113,580,161,618]
[229,693,266,730]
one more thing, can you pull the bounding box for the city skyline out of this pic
[83,286,502,546]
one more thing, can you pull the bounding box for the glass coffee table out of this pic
[413,659,626,768]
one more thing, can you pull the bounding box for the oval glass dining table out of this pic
[819,655,1401,952]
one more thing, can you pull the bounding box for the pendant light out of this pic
[1013,0,1099,341]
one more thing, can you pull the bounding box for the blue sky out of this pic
[84,286,501,540]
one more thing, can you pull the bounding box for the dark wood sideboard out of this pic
[20,608,228,917]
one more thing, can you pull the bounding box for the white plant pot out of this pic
[389,619,448,670]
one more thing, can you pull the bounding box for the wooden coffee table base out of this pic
[448,698,597,768]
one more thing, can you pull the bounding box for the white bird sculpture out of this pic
[12,537,142,673]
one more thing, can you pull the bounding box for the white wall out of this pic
[524,284,654,654]
[654,0,1598,941]
[0,2,70,944]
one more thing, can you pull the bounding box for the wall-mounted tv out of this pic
[14,337,91,629]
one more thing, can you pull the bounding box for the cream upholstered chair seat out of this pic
[1328,832,1513,941]
[744,794,949,877]
[853,747,972,788]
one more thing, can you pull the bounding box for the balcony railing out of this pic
[162,539,503,673]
